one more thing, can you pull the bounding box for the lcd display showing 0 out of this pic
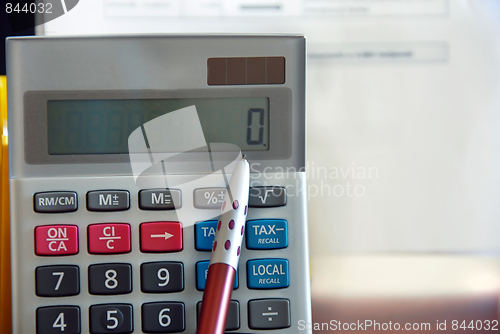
[47,97,269,154]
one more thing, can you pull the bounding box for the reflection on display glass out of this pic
[47,97,269,154]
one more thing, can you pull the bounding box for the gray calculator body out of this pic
[7,35,310,334]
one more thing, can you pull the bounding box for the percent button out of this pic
[194,188,226,209]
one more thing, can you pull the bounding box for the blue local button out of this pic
[247,259,289,289]
[195,220,218,251]
[246,219,288,250]
[196,261,238,290]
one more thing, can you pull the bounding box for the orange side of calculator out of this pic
[0,75,12,334]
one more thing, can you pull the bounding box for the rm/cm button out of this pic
[34,192,77,213]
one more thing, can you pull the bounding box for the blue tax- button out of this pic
[246,219,288,250]
[195,261,238,290]
[247,259,289,289]
[195,220,218,251]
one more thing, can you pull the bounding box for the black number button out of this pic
[89,304,133,334]
[141,261,184,293]
[142,302,185,333]
[36,265,80,297]
[36,306,80,334]
[88,263,132,295]
[197,300,240,330]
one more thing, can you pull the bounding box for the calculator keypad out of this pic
[31,187,294,333]
[89,304,133,334]
[36,306,81,334]
[140,262,184,293]
[36,265,80,297]
[88,263,132,295]
[141,302,185,333]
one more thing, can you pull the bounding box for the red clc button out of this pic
[35,225,79,256]
[140,221,183,252]
[88,223,131,254]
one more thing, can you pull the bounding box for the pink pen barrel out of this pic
[197,263,236,334]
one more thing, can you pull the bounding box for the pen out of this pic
[197,156,250,334]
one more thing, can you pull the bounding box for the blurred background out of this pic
[8,0,500,332]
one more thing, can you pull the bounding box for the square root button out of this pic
[249,186,286,207]
[88,223,131,254]
[140,222,183,252]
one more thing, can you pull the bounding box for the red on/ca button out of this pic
[35,225,79,256]
[140,222,183,252]
[88,223,131,254]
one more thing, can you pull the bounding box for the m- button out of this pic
[88,223,131,254]
[87,190,130,212]
[139,189,181,210]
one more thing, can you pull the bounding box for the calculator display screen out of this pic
[47,98,269,155]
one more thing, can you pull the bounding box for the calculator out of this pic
[7,35,310,334]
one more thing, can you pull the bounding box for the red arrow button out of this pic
[140,222,183,252]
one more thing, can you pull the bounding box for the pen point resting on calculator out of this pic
[197,155,250,334]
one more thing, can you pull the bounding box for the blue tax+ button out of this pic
[247,258,289,289]
[195,220,218,251]
[246,219,288,250]
[196,261,239,290]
